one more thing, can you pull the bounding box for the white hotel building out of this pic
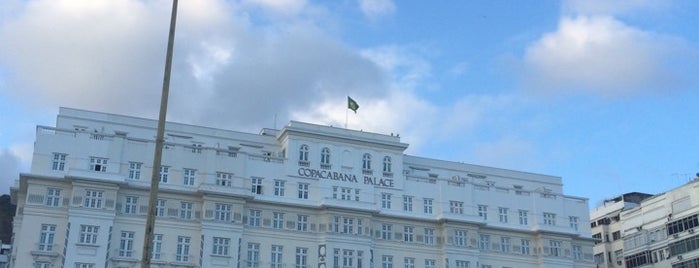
[10,107,594,268]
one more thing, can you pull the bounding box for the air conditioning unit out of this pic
[678,255,683,260]
[689,229,695,234]
[674,234,680,238]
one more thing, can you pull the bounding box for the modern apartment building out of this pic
[621,175,699,268]
[589,192,652,267]
[10,107,594,268]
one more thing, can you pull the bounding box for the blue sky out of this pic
[1,0,698,207]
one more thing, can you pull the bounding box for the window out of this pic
[52,153,67,171]
[119,231,134,257]
[499,207,508,223]
[176,236,191,262]
[549,240,562,257]
[295,247,308,268]
[518,210,528,225]
[342,250,354,268]
[570,216,579,231]
[179,201,193,219]
[501,237,510,253]
[251,177,262,194]
[478,205,488,220]
[381,193,392,209]
[317,147,331,169]
[79,225,99,244]
[38,224,56,251]
[215,203,231,221]
[248,209,261,226]
[152,234,163,260]
[299,145,309,162]
[46,188,61,207]
[128,162,141,179]
[521,239,531,255]
[83,190,103,208]
[543,212,556,225]
[382,156,392,173]
[191,143,202,153]
[455,260,469,268]
[273,212,285,229]
[404,226,414,242]
[362,153,372,170]
[124,196,138,214]
[183,168,196,186]
[612,231,621,241]
[247,243,260,268]
[274,180,285,196]
[454,230,466,246]
[297,215,308,231]
[479,234,490,250]
[572,244,582,260]
[75,263,94,268]
[381,224,392,240]
[216,172,233,187]
[271,245,283,268]
[212,237,230,256]
[404,257,415,268]
[403,196,413,212]
[359,251,365,268]
[340,187,354,200]
[156,199,166,217]
[298,183,309,199]
[89,157,107,172]
[424,228,435,245]
[342,217,355,234]
[423,198,433,214]
[594,253,604,265]
[35,262,51,268]
[382,255,393,268]
[450,201,464,214]
[159,166,169,183]
[226,146,238,157]
[425,259,436,268]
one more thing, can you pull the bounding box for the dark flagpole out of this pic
[141,0,178,267]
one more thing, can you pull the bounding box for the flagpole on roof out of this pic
[141,0,178,267]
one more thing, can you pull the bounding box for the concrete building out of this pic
[621,175,699,268]
[589,192,652,267]
[11,107,594,268]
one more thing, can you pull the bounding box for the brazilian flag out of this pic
[347,96,359,113]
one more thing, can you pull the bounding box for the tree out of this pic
[0,194,16,244]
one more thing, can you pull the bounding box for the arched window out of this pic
[299,145,309,162]
[383,156,392,173]
[362,153,372,170]
[321,147,331,164]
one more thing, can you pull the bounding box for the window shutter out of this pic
[73,196,82,206]
[106,199,115,208]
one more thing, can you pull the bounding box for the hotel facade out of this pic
[11,108,594,268]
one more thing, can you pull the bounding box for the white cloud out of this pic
[358,0,396,19]
[0,0,386,132]
[562,0,670,16]
[472,135,538,170]
[243,0,308,16]
[521,16,688,96]
[0,148,22,194]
